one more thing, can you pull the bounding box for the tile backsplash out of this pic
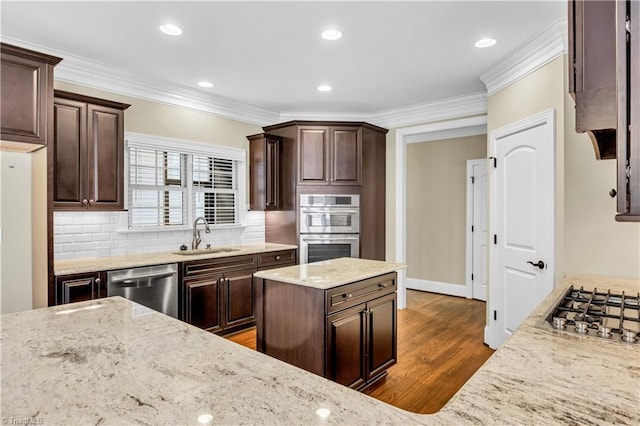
[53,210,265,260]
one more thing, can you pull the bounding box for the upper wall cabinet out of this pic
[569,1,639,221]
[53,90,130,211]
[248,133,282,210]
[568,0,617,160]
[615,1,639,220]
[298,125,362,186]
[0,43,62,152]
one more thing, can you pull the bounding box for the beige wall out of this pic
[405,136,486,284]
[563,84,640,278]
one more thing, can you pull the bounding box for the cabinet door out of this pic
[0,52,48,145]
[87,104,124,210]
[298,127,329,185]
[265,137,281,209]
[366,292,397,380]
[222,268,256,329]
[326,303,366,389]
[55,272,105,305]
[183,275,223,333]
[330,127,362,185]
[53,98,87,207]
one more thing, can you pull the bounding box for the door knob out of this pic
[527,260,545,269]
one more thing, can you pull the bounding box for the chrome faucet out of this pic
[192,217,211,250]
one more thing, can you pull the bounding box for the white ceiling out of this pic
[1,1,566,117]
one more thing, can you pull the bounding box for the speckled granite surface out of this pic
[1,275,638,425]
[54,243,298,275]
[253,257,407,289]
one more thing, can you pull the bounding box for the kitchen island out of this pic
[1,275,638,424]
[253,257,407,390]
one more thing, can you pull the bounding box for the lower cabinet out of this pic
[257,271,397,390]
[326,292,397,388]
[182,250,296,335]
[54,271,106,305]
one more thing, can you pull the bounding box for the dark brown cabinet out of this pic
[257,121,387,259]
[569,1,639,221]
[298,126,362,186]
[248,133,282,210]
[183,274,223,332]
[257,271,397,390]
[326,292,397,388]
[54,271,106,305]
[569,0,618,160]
[52,90,130,211]
[0,43,61,152]
[181,250,296,335]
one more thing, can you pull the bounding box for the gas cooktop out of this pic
[546,285,640,343]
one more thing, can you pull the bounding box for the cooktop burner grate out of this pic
[546,285,640,343]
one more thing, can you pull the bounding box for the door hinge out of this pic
[494,310,497,321]
[488,157,497,168]
[471,176,475,184]
[493,234,497,245]
[471,273,474,281]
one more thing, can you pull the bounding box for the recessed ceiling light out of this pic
[321,29,342,41]
[474,38,497,48]
[197,81,214,88]
[317,85,332,92]
[159,24,183,36]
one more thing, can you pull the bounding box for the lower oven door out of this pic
[299,234,360,264]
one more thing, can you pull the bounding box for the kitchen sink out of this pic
[172,247,240,256]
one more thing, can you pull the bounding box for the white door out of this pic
[470,161,488,301]
[487,109,555,349]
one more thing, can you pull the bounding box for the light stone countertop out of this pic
[1,275,638,425]
[253,257,407,289]
[54,243,298,275]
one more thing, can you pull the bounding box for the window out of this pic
[126,133,245,229]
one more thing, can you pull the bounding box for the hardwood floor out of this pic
[224,289,494,414]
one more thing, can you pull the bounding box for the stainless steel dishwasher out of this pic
[107,263,178,318]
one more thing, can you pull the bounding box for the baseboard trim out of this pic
[405,278,468,298]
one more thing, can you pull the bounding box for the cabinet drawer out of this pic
[326,272,396,314]
[183,255,258,278]
[257,250,296,269]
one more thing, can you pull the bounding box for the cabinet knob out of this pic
[89,199,95,205]
[343,293,353,300]
[275,255,281,260]
[82,199,89,205]
[95,278,101,284]
[609,189,617,198]
[378,283,388,289]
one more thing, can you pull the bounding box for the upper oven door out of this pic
[300,207,360,233]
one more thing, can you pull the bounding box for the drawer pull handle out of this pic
[343,293,353,299]
[378,283,388,289]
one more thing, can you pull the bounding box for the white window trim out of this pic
[124,131,247,231]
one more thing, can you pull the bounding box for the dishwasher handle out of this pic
[109,271,176,284]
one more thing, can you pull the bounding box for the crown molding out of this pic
[0,36,280,126]
[480,17,568,97]
[280,92,488,129]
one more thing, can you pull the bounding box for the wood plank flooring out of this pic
[224,289,494,414]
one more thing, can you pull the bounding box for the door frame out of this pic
[394,115,487,308]
[485,108,556,348]
[466,158,487,300]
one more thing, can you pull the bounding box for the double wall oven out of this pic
[299,194,360,264]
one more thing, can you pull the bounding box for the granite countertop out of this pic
[253,257,407,289]
[1,275,638,424]
[54,243,298,275]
